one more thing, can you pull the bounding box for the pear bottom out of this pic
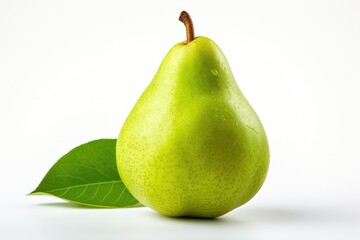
[116,122,269,218]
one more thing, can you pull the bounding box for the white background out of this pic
[1,0,360,239]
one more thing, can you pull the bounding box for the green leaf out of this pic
[30,139,141,208]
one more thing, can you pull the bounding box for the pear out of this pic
[116,11,269,218]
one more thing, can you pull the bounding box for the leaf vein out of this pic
[109,186,126,205]
[83,184,100,202]
[73,185,88,200]
[57,187,70,197]
[100,182,115,203]
[46,180,122,193]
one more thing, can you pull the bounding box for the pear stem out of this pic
[179,11,195,44]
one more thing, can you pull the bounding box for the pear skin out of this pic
[116,11,269,218]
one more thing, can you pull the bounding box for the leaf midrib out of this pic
[33,180,123,194]
[31,192,141,208]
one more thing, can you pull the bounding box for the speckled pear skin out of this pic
[116,37,269,218]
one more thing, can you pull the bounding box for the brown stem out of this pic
[179,11,195,44]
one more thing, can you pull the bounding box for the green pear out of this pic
[116,11,269,218]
